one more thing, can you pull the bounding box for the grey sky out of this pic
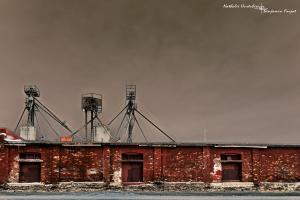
[0,0,299,143]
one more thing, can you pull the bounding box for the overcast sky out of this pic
[0,0,299,143]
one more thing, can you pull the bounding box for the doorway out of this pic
[121,153,143,183]
[222,163,242,181]
[221,154,242,182]
[122,162,143,182]
[19,162,41,183]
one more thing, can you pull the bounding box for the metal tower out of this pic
[125,85,136,143]
[24,85,40,126]
[15,85,73,139]
[108,85,175,143]
[81,93,102,143]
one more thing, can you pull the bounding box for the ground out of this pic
[0,191,300,200]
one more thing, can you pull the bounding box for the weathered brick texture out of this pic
[162,147,205,182]
[110,146,154,183]
[59,146,103,182]
[254,148,300,182]
[153,147,162,180]
[0,144,8,183]
[0,142,299,184]
[211,148,253,182]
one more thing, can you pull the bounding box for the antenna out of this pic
[203,127,207,143]
[108,85,175,143]
[81,93,102,143]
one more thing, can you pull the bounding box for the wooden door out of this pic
[222,163,241,181]
[122,162,143,182]
[19,162,41,183]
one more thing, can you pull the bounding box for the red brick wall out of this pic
[210,148,253,182]
[161,147,205,182]
[153,147,162,181]
[0,144,299,184]
[109,146,154,183]
[5,146,60,183]
[1,145,104,183]
[253,148,300,182]
[7,146,53,182]
[0,143,8,183]
[59,146,103,182]
[102,146,111,183]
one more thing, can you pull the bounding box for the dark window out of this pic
[122,154,143,161]
[20,153,41,159]
[221,154,241,161]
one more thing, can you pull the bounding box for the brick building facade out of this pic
[0,137,299,185]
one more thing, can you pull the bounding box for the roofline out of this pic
[3,141,300,148]
[0,127,23,140]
